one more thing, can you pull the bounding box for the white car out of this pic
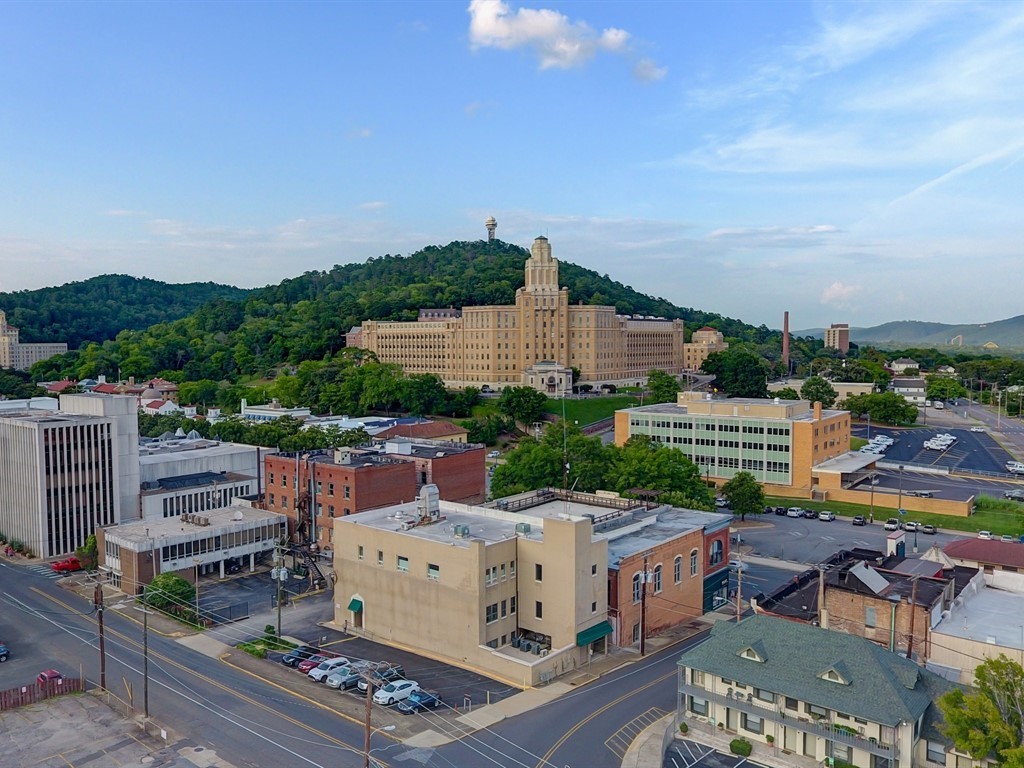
[970,426,985,433]
[728,557,746,572]
[817,510,836,522]
[372,679,420,705]
[786,507,803,518]
[487,450,501,458]
[308,657,350,682]
[978,530,993,540]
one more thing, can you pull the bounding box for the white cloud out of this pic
[358,201,389,211]
[708,224,840,248]
[466,0,662,77]
[820,281,862,307]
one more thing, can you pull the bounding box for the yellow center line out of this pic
[30,587,392,765]
[534,669,675,768]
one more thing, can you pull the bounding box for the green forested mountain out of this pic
[29,239,775,385]
[798,316,1024,351]
[1,274,249,349]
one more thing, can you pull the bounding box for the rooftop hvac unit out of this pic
[521,641,532,653]
[181,513,193,523]
[540,649,549,657]
[453,524,470,538]
[515,522,532,535]
[418,484,441,520]
[400,521,414,531]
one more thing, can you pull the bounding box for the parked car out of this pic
[1004,490,1024,501]
[297,654,334,674]
[397,689,443,714]
[0,641,9,662]
[851,515,866,526]
[487,450,501,458]
[357,665,407,693]
[1007,463,1024,475]
[817,510,836,522]
[1001,535,1015,543]
[308,657,351,682]
[37,669,63,686]
[773,506,787,516]
[281,645,322,667]
[883,518,900,531]
[714,498,729,508]
[786,507,803,518]
[325,662,369,690]
[920,524,937,535]
[978,530,993,540]
[802,509,818,519]
[970,426,986,433]
[372,679,420,706]
[902,521,919,532]
[51,557,82,573]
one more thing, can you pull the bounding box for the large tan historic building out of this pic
[0,310,67,371]
[351,237,686,391]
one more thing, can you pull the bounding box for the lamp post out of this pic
[364,724,396,768]
[897,465,905,515]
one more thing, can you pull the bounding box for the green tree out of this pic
[646,368,681,404]
[490,437,562,498]
[538,420,612,493]
[939,655,1024,765]
[800,376,839,408]
[606,436,712,507]
[774,387,800,400]
[399,373,447,416]
[926,375,968,403]
[720,472,765,521]
[497,387,548,427]
[143,572,195,613]
[74,534,98,570]
[702,350,769,398]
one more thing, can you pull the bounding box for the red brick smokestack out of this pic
[782,311,790,374]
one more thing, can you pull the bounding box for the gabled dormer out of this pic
[737,639,767,663]
[818,660,852,685]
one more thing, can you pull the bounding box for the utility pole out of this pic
[362,671,376,768]
[639,553,649,656]
[93,582,107,691]
[816,564,828,629]
[905,576,920,661]
[736,556,743,623]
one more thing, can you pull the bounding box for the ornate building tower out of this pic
[485,216,497,242]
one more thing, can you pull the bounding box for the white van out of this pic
[1008,462,1024,475]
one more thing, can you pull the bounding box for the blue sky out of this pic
[2,1,1023,331]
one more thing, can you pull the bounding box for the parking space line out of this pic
[604,706,668,759]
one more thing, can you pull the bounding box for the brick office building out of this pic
[264,439,486,554]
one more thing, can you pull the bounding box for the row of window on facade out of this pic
[661,435,791,451]
[269,473,351,498]
[157,522,285,562]
[161,484,252,518]
[630,550,705,602]
[356,545,444,580]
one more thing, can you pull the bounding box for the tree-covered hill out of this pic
[1,274,249,349]
[29,239,775,384]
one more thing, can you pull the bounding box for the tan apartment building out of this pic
[352,237,686,391]
[824,322,850,354]
[683,326,728,371]
[332,487,610,687]
[614,392,850,492]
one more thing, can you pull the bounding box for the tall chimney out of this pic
[782,311,790,374]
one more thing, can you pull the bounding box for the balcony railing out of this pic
[678,682,898,760]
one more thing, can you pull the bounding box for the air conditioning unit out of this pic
[453,524,470,538]
[400,521,414,531]
[515,522,531,535]
[540,649,549,657]
[181,513,193,523]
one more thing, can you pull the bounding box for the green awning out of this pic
[576,620,613,646]
[347,598,363,612]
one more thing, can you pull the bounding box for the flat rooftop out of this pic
[106,504,286,545]
[0,409,105,425]
[338,501,556,546]
[141,470,252,495]
[934,586,1024,651]
[814,452,879,473]
[621,401,844,422]
[139,439,261,463]
[605,507,732,566]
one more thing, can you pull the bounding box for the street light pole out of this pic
[897,465,905,514]
[193,558,201,621]
[134,605,152,719]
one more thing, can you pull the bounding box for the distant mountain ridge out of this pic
[796,316,1024,350]
[0,274,249,349]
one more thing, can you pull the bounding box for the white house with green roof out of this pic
[677,615,979,768]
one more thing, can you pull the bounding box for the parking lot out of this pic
[238,627,521,738]
[859,426,1016,477]
[664,738,769,768]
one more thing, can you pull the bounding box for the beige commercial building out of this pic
[352,237,686,391]
[824,322,850,354]
[332,486,612,687]
[768,378,875,403]
[0,310,67,371]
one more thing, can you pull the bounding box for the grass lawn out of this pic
[764,494,1024,537]
[543,395,640,426]
[850,437,868,450]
